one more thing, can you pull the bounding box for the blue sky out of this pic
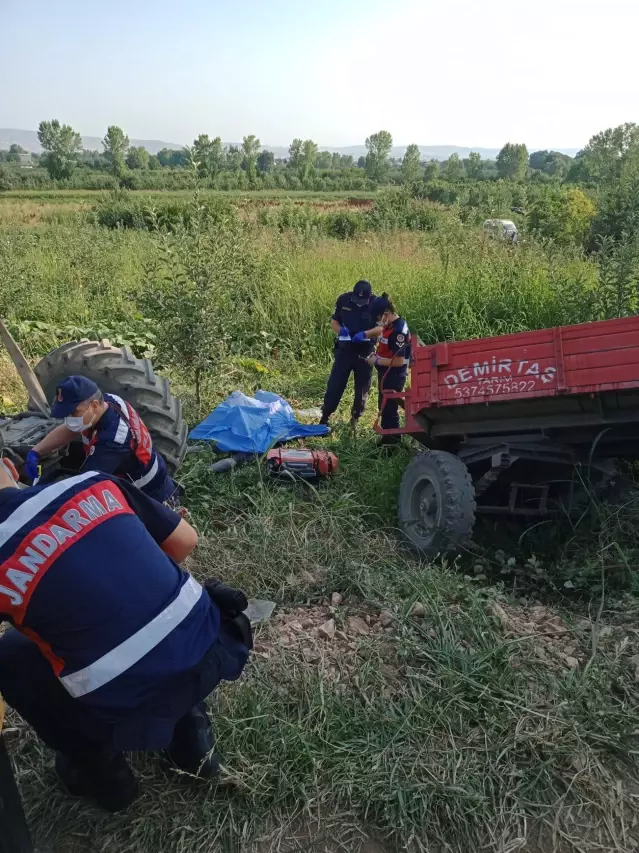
[1,0,637,150]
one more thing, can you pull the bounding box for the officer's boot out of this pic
[55,746,139,812]
[166,702,220,779]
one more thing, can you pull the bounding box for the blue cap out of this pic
[371,294,391,319]
[51,375,100,419]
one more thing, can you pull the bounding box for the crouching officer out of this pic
[320,280,376,426]
[25,376,177,503]
[0,459,251,812]
[352,293,412,445]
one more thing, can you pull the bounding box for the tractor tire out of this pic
[398,450,476,555]
[34,340,187,475]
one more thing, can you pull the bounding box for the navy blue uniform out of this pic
[322,292,376,422]
[376,316,412,431]
[0,473,248,755]
[82,393,176,503]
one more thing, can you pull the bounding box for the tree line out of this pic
[1,120,639,206]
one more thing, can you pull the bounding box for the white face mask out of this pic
[64,409,95,433]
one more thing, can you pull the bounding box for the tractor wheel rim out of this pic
[412,477,440,539]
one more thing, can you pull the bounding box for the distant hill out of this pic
[0,129,579,161]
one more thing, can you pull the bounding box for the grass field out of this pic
[1,191,639,853]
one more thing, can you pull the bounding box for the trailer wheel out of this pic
[398,450,476,555]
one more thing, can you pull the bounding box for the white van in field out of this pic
[483,218,519,243]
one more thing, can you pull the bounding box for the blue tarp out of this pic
[188,390,329,453]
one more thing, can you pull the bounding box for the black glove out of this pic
[205,579,248,618]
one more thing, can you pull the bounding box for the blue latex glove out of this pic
[352,331,368,343]
[25,449,40,482]
[338,325,350,337]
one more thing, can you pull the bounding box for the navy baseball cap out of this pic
[51,375,100,419]
[371,294,391,319]
[352,279,372,306]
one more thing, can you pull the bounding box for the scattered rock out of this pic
[379,610,394,628]
[347,616,370,635]
[318,619,336,641]
[335,630,349,642]
[300,571,317,586]
[563,655,580,669]
[408,601,426,618]
[302,647,320,663]
[331,592,343,607]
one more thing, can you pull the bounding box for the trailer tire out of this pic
[33,340,187,475]
[398,450,475,555]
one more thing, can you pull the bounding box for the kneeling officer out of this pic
[320,280,376,426]
[25,376,177,503]
[0,460,251,811]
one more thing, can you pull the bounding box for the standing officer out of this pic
[352,293,412,445]
[320,280,376,426]
[24,376,177,503]
[0,459,251,812]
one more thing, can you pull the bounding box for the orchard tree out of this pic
[37,119,83,179]
[102,125,129,178]
[7,144,28,163]
[365,130,393,183]
[257,150,274,173]
[401,144,422,183]
[496,143,528,180]
[443,153,464,181]
[126,146,150,170]
[241,135,261,182]
[465,151,483,180]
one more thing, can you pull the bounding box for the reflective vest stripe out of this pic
[132,456,159,489]
[60,575,204,698]
[107,394,130,445]
[0,472,99,548]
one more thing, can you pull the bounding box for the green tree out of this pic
[365,130,393,183]
[297,139,318,182]
[227,145,243,174]
[496,143,529,180]
[568,123,639,186]
[125,146,150,170]
[527,186,596,245]
[6,144,28,163]
[316,151,332,169]
[423,160,439,181]
[529,150,572,178]
[443,153,464,181]
[241,135,261,182]
[357,155,366,168]
[331,152,341,169]
[341,154,354,168]
[102,125,129,178]
[401,144,422,183]
[465,151,483,180]
[192,134,224,178]
[37,119,83,179]
[288,138,303,168]
[257,150,275,173]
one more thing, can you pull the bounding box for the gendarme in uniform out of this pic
[320,280,376,425]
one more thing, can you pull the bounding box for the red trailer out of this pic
[377,316,639,554]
